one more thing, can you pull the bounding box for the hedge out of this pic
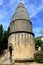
[34,52,43,63]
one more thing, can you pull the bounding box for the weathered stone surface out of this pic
[14,62,43,65]
[8,33,35,60]
[0,61,43,65]
[8,2,35,65]
[12,3,30,21]
[9,3,32,33]
[10,20,32,33]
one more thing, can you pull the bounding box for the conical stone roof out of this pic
[12,3,30,21]
[10,3,32,33]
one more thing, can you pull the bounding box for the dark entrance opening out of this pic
[9,46,12,62]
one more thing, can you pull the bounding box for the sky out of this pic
[0,0,43,37]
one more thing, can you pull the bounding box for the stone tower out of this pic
[8,2,35,63]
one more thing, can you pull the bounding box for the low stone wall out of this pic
[15,62,43,65]
[0,62,43,65]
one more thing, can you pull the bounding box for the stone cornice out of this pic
[8,31,34,37]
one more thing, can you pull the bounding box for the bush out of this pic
[34,52,43,63]
[0,48,4,56]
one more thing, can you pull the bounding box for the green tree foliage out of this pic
[34,52,43,63]
[3,31,8,49]
[0,24,9,50]
[0,24,3,54]
[35,38,43,51]
[0,24,3,41]
[7,26,10,35]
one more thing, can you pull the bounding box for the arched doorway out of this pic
[9,43,13,62]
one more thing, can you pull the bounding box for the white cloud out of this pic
[0,0,43,33]
[33,27,43,37]
[0,13,8,19]
[33,28,42,33]
[0,13,4,19]
[30,5,43,18]
[10,0,19,5]
[10,0,16,4]
[25,0,43,18]
[0,0,3,5]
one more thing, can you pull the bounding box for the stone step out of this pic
[0,59,14,65]
[0,63,14,65]
[0,64,13,65]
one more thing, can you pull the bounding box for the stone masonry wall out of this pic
[8,33,35,60]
